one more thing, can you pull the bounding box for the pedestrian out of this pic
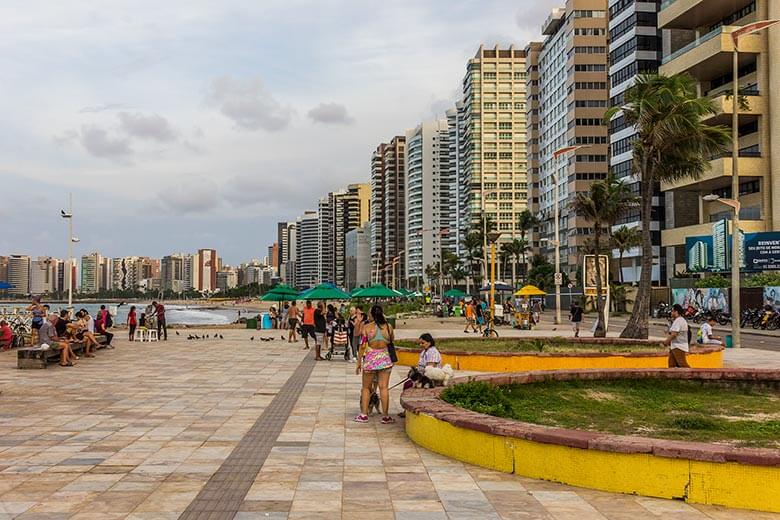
[313,302,327,361]
[348,306,364,363]
[663,304,690,368]
[301,300,317,351]
[95,308,115,348]
[326,303,337,349]
[532,299,542,325]
[474,299,484,334]
[463,299,477,333]
[27,296,46,346]
[152,301,167,341]
[127,305,138,341]
[569,301,584,338]
[355,304,395,424]
[287,301,299,343]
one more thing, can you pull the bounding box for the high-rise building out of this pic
[458,45,529,255]
[405,119,450,286]
[527,2,610,279]
[196,249,218,292]
[283,223,297,287]
[161,254,185,291]
[296,211,319,289]
[276,222,288,268]
[607,0,664,283]
[370,144,388,283]
[317,192,339,284]
[30,257,57,295]
[80,252,103,294]
[444,106,462,257]
[333,183,371,287]
[687,241,708,272]
[658,0,779,277]
[345,223,371,291]
[217,269,238,292]
[7,255,30,295]
[0,256,8,285]
[268,243,279,270]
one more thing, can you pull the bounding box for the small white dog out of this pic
[423,364,454,387]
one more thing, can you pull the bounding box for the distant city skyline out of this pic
[0,1,558,264]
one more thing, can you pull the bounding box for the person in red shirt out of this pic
[301,300,316,351]
[0,320,14,351]
[127,305,138,341]
[152,301,167,340]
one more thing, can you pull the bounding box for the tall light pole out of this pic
[480,190,499,283]
[725,20,779,349]
[487,231,502,326]
[552,145,590,325]
[60,194,75,311]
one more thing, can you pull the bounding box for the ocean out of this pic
[0,302,255,326]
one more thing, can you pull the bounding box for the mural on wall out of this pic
[671,288,729,314]
[764,287,780,309]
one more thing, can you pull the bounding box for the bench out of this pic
[17,334,108,369]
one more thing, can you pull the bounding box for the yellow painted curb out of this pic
[396,348,723,372]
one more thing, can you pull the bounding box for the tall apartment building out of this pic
[161,254,185,291]
[527,2,610,279]
[0,256,8,285]
[369,137,406,285]
[7,255,30,295]
[345,223,371,291]
[446,104,466,256]
[268,243,279,270]
[196,249,218,292]
[457,45,529,253]
[405,119,450,286]
[283,223,297,287]
[30,257,57,295]
[80,252,104,294]
[296,211,319,288]
[276,222,288,268]
[608,0,664,283]
[333,184,370,287]
[658,0,780,276]
[317,192,338,284]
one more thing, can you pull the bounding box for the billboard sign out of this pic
[583,255,609,296]
[684,219,780,272]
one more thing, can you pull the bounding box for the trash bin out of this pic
[454,306,462,317]
[725,334,733,348]
[387,316,397,328]
[261,313,272,330]
[246,318,257,329]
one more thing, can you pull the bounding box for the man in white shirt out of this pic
[698,316,723,346]
[663,304,690,368]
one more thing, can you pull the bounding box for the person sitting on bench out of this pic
[73,310,99,357]
[39,314,76,367]
[0,320,14,351]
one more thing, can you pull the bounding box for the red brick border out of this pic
[401,369,780,467]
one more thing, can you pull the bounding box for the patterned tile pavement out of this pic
[0,327,776,519]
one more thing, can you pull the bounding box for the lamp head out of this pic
[487,231,502,244]
[702,194,720,202]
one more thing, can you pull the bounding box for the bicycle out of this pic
[482,318,499,338]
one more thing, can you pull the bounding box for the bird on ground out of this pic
[175,331,180,336]
[250,336,254,341]
[187,335,193,340]
[193,335,199,339]
[219,334,223,340]
[213,335,217,340]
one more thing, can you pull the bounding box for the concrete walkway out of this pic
[0,328,777,519]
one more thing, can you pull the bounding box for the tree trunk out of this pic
[618,252,624,284]
[621,165,652,339]
[594,225,607,338]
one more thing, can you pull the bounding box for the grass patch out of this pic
[395,337,661,354]
[442,379,780,448]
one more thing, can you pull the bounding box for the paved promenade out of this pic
[0,327,777,519]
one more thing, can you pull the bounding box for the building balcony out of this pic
[659,0,756,30]
[661,152,765,191]
[702,91,763,126]
[660,26,762,79]
[662,219,764,247]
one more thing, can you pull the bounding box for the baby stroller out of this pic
[326,318,350,360]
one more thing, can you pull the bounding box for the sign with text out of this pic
[685,220,780,272]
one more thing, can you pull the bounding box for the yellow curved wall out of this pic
[406,411,780,513]
[396,349,722,371]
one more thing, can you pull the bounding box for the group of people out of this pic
[663,303,725,368]
[126,301,168,341]
[26,297,116,367]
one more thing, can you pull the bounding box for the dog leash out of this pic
[389,378,410,390]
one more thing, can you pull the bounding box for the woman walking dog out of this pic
[355,305,395,424]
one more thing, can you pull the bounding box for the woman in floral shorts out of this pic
[354,305,395,424]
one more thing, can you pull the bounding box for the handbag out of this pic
[387,341,398,363]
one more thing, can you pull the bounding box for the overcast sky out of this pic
[0,0,558,265]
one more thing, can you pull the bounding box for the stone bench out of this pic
[17,334,108,369]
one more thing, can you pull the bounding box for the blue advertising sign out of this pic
[685,220,780,272]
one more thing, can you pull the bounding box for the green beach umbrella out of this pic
[351,283,403,299]
[444,288,466,298]
[267,283,298,296]
[260,291,299,302]
[298,284,351,301]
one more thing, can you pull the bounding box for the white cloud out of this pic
[206,76,293,132]
[158,178,220,214]
[118,112,177,142]
[79,125,133,158]
[307,102,354,125]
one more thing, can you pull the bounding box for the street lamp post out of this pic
[722,20,780,349]
[60,194,75,311]
[487,232,502,326]
[551,145,590,325]
[480,190,499,284]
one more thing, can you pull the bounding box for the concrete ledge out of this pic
[402,369,780,513]
[395,338,724,371]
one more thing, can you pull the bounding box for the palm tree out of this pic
[611,226,642,283]
[460,231,483,291]
[517,209,539,280]
[570,174,639,337]
[605,74,730,339]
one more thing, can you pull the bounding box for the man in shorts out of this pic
[300,300,316,350]
[287,301,299,343]
[569,301,584,338]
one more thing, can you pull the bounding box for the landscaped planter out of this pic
[402,369,780,513]
[395,337,723,371]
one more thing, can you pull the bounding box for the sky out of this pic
[0,0,559,265]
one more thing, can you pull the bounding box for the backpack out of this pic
[105,312,113,328]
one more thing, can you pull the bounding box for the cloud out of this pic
[206,76,293,132]
[80,124,133,158]
[307,102,354,125]
[78,103,134,114]
[117,112,177,142]
[53,130,78,146]
[158,178,220,214]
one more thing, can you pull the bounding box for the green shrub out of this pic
[694,274,730,288]
[441,381,514,418]
[744,272,780,288]
[668,415,718,431]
